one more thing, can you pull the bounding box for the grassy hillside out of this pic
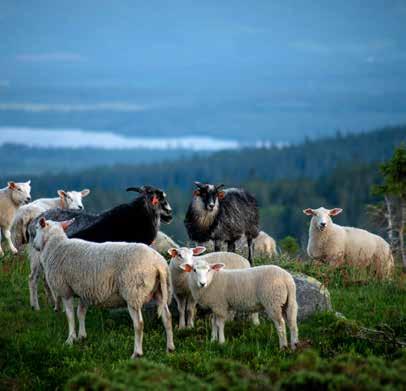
[0,251,405,390]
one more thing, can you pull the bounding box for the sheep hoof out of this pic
[31,305,40,311]
[10,248,18,255]
[131,352,143,359]
[78,334,87,340]
[65,335,77,345]
[167,346,175,353]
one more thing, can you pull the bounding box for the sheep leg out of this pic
[3,229,18,255]
[215,316,226,344]
[227,241,236,253]
[128,305,144,358]
[28,261,41,310]
[186,298,197,328]
[63,297,77,345]
[175,296,186,329]
[266,307,288,349]
[251,312,260,326]
[210,315,218,341]
[77,301,88,339]
[285,301,299,349]
[214,240,222,252]
[161,305,175,352]
[247,237,254,265]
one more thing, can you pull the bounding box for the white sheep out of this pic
[181,259,299,349]
[0,180,31,256]
[151,231,179,253]
[168,246,258,329]
[10,188,91,310]
[33,217,175,358]
[303,207,394,279]
[31,189,90,210]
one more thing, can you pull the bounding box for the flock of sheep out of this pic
[0,179,394,358]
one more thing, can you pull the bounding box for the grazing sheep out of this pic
[151,231,179,254]
[11,189,91,250]
[33,218,175,358]
[184,182,259,264]
[168,246,257,329]
[26,186,172,310]
[0,180,31,256]
[182,259,298,349]
[303,207,394,278]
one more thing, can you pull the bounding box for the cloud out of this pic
[0,102,147,112]
[0,127,240,151]
[16,52,86,63]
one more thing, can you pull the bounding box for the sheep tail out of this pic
[156,266,169,318]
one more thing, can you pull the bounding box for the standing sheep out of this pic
[33,218,175,358]
[181,259,299,349]
[26,185,172,310]
[184,182,259,264]
[0,180,31,256]
[303,207,394,278]
[235,231,278,259]
[168,246,257,329]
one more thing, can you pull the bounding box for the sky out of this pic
[0,0,405,143]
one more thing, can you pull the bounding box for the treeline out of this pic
[2,125,404,245]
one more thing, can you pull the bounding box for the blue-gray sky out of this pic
[0,0,405,142]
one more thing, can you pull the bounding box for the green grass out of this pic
[0,251,405,390]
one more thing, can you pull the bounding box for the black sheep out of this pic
[28,186,172,245]
[184,182,259,264]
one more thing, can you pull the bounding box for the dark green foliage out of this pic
[0,251,405,390]
[279,236,300,257]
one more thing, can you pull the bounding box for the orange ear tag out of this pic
[151,195,159,205]
[218,191,225,200]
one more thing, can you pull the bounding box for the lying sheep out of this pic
[181,259,298,349]
[184,182,260,264]
[238,231,278,259]
[168,246,258,329]
[0,180,31,256]
[11,189,91,251]
[33,218,175,358]
[31,189,90,210]
[303,207,394,279]
[151,231,179,254]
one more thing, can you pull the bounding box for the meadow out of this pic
[0,250,405,390]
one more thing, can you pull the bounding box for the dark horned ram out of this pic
[184,182,259,264]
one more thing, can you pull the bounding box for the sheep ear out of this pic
[194,181,204,189]
[329,208,343,216]
[39,217,47,228]
[210,263,225,271]
[81,189,90,197]
[180,263,193,272]
[26,180,31,185]
[215,184,225,191]
[303,208,314,216]
[151,195,159,205]
[168,248,178,258]
[193,189,200,197]
[193,246,206,255]
[8,181,17,190]
[60,219,75,231]
[58,190,67,198]
[217,191,225,200]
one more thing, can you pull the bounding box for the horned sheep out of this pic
[184,182,259,264]
[182,259,299,349]
[303,207,394,279]
[0,181,31,256]
[168,246,258,329]
[33,218,175,358]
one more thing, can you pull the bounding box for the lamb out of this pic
[33,217,175,358]
[184,182,259,264]
[168,246,258,329]
[151,231,179,254]
[11,189,91,250]
[303,207,394,279]
[181,259,299,349]
[0,180,31,256]
[26,186,172,310]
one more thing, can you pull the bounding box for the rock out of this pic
[292,273,333,321]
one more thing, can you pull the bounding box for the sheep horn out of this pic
[126,186,145,193]
[215,184,225,190]
[194,181,205,189]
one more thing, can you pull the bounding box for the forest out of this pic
[3,125,405,246]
